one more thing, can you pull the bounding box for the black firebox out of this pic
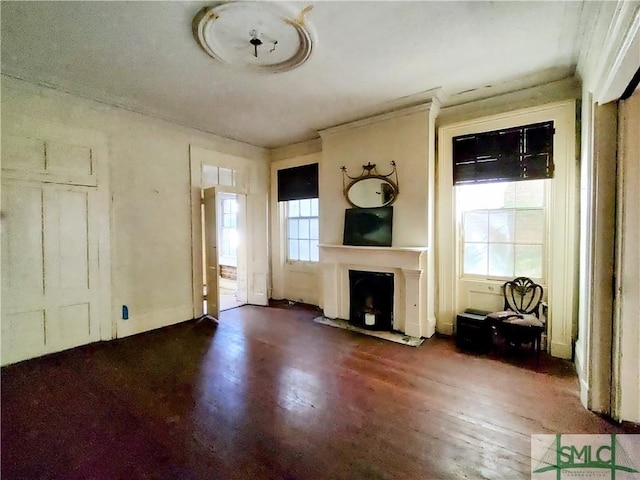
[348,270,394,331]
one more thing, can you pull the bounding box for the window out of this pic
[286,198,319,262]
[220,197,238,259]
[202,165,238,187]
[458,179,546,280]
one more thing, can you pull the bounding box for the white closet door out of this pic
[1,181,101,364]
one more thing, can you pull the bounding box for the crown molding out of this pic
[318,92,443,138]
[593,4,640,103]
[438,77,580,126]
[577,0,640,102]
[269,137,322,162]
[575,0,605,77]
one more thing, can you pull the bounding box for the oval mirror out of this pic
[346,177,398,208]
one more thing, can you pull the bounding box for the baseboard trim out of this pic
[116,304,193,338]
[550,341,573,360]
[437,321,455,336]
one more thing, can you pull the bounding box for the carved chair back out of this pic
[502,277,544,318]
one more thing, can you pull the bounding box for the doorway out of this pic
[201,184,248,317]
[190,145,269,321]
[216,192,244,311]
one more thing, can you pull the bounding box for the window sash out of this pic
[286,199,319,262]
[461,207,545,280]
[219,198,237,259]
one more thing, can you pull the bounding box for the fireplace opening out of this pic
[349,270,394,331]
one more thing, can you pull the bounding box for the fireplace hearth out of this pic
[349,270,394,330]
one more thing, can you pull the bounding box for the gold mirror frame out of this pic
[341,162,399,208]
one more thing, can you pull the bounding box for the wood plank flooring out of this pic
[2,303,638,480]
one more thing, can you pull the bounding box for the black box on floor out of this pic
[456,310,492,352]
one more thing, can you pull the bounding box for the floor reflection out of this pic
[277,366,326,419]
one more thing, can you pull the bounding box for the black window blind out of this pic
[453,121,554,185]
[277,163,319,202]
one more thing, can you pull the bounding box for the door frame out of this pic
[189,146,250,319]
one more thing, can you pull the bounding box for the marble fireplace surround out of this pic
[319,244,431,338]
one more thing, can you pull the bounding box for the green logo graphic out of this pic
[533,434,639,479]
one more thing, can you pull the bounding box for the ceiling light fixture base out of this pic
[193,2,314,74]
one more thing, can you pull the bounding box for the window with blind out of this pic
[277,163,320,262]
[453,121,554,185]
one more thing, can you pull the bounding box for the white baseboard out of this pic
[574,343,590,408]
[425,314,437,338]
[116,304,193,338]
[550,341,572,360]
[437,321,455,336]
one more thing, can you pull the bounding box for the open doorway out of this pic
[190,145,269,321]
[216,192,244,311]
[200,164,248,318]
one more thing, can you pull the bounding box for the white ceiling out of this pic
[1,1,587,148]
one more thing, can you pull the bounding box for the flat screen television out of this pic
[343,206,393,247]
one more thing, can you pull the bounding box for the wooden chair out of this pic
[492,277,546,355]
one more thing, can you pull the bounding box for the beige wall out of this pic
[318,105,437,336]
[1,76,268,342]
[319,108,432,247]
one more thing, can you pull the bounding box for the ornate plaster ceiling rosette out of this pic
[193,2,314,73]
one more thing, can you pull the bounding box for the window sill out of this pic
[284,260,319,272]
[460,275,547,289]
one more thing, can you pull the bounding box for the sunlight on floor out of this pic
[219,277,244,311]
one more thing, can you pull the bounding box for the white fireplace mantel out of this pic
[319,244,433,338]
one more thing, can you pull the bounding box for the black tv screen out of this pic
[343,207,393,247]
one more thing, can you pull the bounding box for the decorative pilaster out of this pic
[321,262,340,319]
[401,268,424,338]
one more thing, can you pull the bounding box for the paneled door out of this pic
[203,187,219,319]
[1,181,101,365]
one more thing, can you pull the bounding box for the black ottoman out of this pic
[456,310,493,352]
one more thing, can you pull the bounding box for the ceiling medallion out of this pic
[193,2,314,73]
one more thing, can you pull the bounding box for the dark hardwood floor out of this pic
[2,303,637,480]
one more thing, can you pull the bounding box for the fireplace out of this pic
[319,244,434,338]
[349,270,394,330]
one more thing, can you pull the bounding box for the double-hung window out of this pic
[286,198,319,262]
[453,121,553,281]
[458,180,546,280]
[277,163,319,263]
